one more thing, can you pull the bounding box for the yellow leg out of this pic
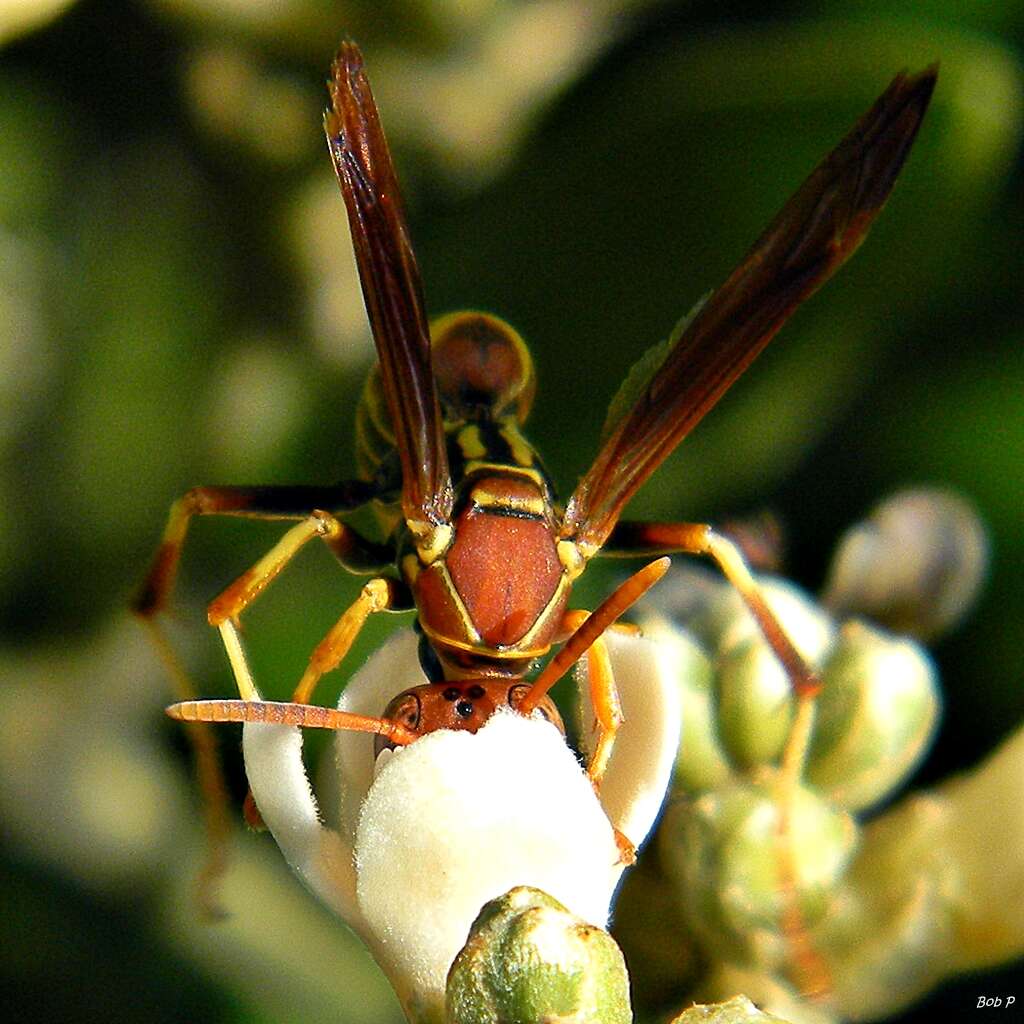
[134,486,384,904]
[557,609,624,788]
[559,611,635,866]
[207,511,343,626]
[705,528,828,997]
[219,618,259,701]
[530,562,671,865]
[290,577,399,705]
[697,525,820,794]
[223,574,401,830]
[607,521,829,988]
[133,483,381,617]
[607,521,821,776]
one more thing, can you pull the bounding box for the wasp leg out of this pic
[557,610,636,867]
[607,522,819,698]
[555,610,624,788]
[291,576,412,706]
[521,560,671,866]
[206,509,392,627]
[208,619,416,744]
[139,615,230,919]
[604,522,821,790]
[133,486,387,694]
[132,484,383,913]
[606,521,828,994]
[133,483,382,618]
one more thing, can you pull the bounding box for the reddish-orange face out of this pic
[374,679,564,756]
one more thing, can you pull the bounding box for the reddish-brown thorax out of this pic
[412,473,568,659]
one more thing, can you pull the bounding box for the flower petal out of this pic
[242,721,362,928]
[576,628,682,848]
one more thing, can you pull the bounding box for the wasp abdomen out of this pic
[431,312,535,423]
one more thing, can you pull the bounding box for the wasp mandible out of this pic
[135,42,936,895]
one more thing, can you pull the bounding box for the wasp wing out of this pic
[326,42,453,531]
[562,67,937,553]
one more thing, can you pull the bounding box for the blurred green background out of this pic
[1,1,1021,1021]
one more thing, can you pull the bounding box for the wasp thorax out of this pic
[374,679,564,756]
[430,312,536,422]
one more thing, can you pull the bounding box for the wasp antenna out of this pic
[167,699,418,745]
[519,557,670,713]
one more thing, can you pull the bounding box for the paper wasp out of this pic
[135,42,936,905]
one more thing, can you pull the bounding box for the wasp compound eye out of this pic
[375,691,423,757]
[507,684,566,737]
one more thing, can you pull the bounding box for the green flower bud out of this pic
[660,778,856,971]
[822,488,988,640]
[806,621,939,811]
[655,576,831,776]
[716,636,795,770]
[446,887,632,1024]
[670,994,794,1024]
[834,725,1024,990]
[783,724,1024,1022]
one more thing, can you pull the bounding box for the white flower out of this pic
[241,627,680,1021]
